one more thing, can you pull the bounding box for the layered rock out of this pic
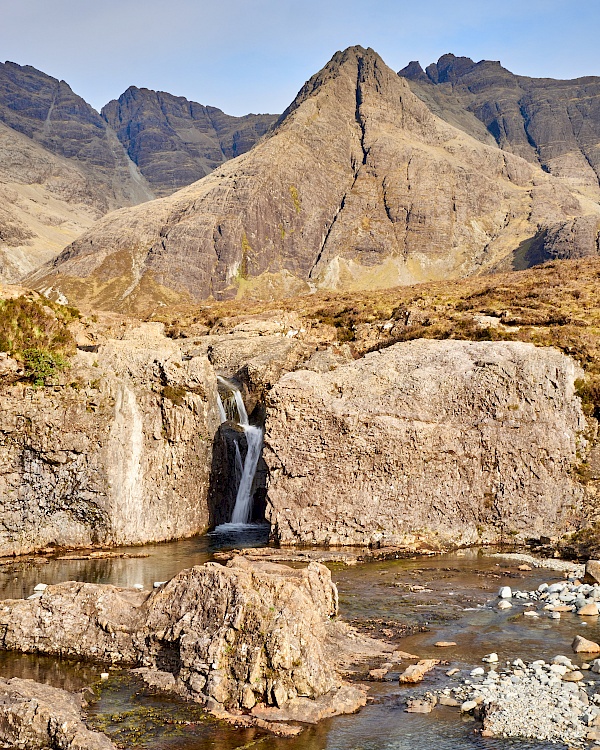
[400,54,600,197]
[0,322,221,554]
[263,339,587,546]
[0,557,372,721]
[0,677,115,750]
[27,46,598,312]
[102,87,276,196]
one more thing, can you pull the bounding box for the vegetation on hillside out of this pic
[0,295,79,385]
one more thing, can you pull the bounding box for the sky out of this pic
[1,0,598,116]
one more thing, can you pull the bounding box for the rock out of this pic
[439,695,460,706]
[399,659,440,684]
[589,729,600,741]
[0,323,221,554]
[100,673,109,680]
[250,684,367,724]
[434,641,457,648]
[264,340,585,548]
[573,636,600,653]
[518,564,532,571]
[0,676,115,749]
[406,698,436,713]
[482,653,498,663]
[392,650,419,660]
[499,586,513,599]
[30,47,596,312]
[578,602,600,616]
[586,561,600,585]
[562,671,584,682]
[461,700,478,712]
[33,583,47,592]
[446,668,461,677]
[470,667,485,677]
[497,600,513,610]
[368,667,389,680]
[0,557,378,724]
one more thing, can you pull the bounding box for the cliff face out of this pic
[0,322,221,555]
[102,87,276,196]
[263,339,587,547]
[28,47,600,312]
[400,54,600,198]
[0,62,155,284]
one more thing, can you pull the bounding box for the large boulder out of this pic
[0,557,374,720]
[264,339,587,547]
[0,677,115,750]
[0,322,221,554]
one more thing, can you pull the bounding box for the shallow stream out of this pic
[0,537,591,750]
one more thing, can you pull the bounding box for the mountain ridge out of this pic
[27,46,600,312]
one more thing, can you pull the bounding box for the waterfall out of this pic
[214,376,264,528]
[217,392,227,424]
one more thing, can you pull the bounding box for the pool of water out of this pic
[0,539,582,750]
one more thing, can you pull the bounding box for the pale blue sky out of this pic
[1,0,598,115]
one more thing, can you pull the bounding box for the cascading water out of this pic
[214,377,264,529]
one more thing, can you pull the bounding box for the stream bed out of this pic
[0,538,589,750]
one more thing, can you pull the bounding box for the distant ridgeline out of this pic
[1,49,600,307]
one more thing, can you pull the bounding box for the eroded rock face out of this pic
[0,322,221,554]
[264,339,587,547]
[102,87,276,196]
[400,54,600,196]
[0,557,366,718]
[0,677,115,750]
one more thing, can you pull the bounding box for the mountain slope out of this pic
[28,47,600,312]
[399,54,600,198]
[102,87,277,196]
[0,62,155,282]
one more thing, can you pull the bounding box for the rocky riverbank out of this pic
[0,556,391,735]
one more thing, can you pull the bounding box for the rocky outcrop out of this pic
[0,557,378,723]
[263,339,587,547]
[400,54,600,196]
[27,46,598,312]
[0,322,221,555]
[0,677,115,750]
[102,87,276,196]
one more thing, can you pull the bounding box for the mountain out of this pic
[102,87,277,196]
[28,47,600,313]
[0,62,155,282]
[399,54,600,198]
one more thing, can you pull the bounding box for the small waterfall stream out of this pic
[214,377,264,529]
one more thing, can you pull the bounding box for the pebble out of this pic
[470,667,485,677]
[446,668,461,677]
[434,641,457,648]
[100,673,109,681]
[461,700,478,712]
[153,581,167,588]
[499,586,512,599]
[133,584,144,590]
[573,636,600,654]
[482,653,499,663]
[497,600,512,610]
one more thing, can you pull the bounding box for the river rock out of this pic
[586,561,600,585]
[0,556,384,725]
[398,659,440,684]
[0,322,221,554]
[264,339,585,547]
[578,602,600,616]
[434,641,457,648]
[406,698,436,713]
[573,636,600,653]
[497,600,512,610]
[499,586,513,599]
[0,677,116,749]
[563,671,584,682]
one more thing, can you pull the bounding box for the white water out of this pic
[214,377,264,529]
[217,393,227,424]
